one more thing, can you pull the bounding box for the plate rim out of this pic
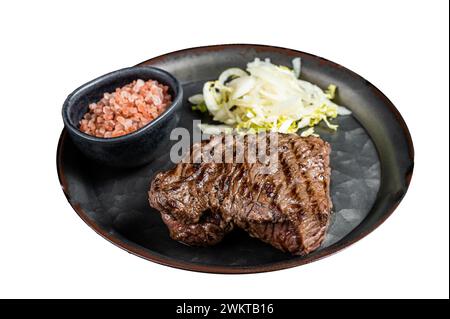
[57,43,414,274]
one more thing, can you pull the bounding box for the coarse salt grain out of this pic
[79,79,172,138]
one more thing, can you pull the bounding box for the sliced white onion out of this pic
[301,127,317,137]
[202,82,220,112]
[188,94,204,105]
[297,117,311,129]
[337,106,352,115]
[278,119,294,133]
[191,58,351,136]
[198,123,234,135]
[218,68,248,85]
[292,57,301,78]
[228,76,256,99]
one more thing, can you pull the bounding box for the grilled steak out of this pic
[149,133,332,255]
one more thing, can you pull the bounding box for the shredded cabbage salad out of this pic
[188,58,351,136]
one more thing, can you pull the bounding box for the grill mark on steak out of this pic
[225,163,245,217]
[242,165,272,224]
[276,137,304,251]
[148,133,332,255]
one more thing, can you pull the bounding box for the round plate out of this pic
[57,44,414,273]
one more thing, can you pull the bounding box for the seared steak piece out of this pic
[159,210,233,246]
[149,133,332,255]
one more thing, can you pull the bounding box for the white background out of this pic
[0,0,448,299]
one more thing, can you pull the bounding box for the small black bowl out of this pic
[62,66,183,168]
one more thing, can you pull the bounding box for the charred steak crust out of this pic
[148,133,332,255]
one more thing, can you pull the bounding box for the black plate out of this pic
[57,44,414,273]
